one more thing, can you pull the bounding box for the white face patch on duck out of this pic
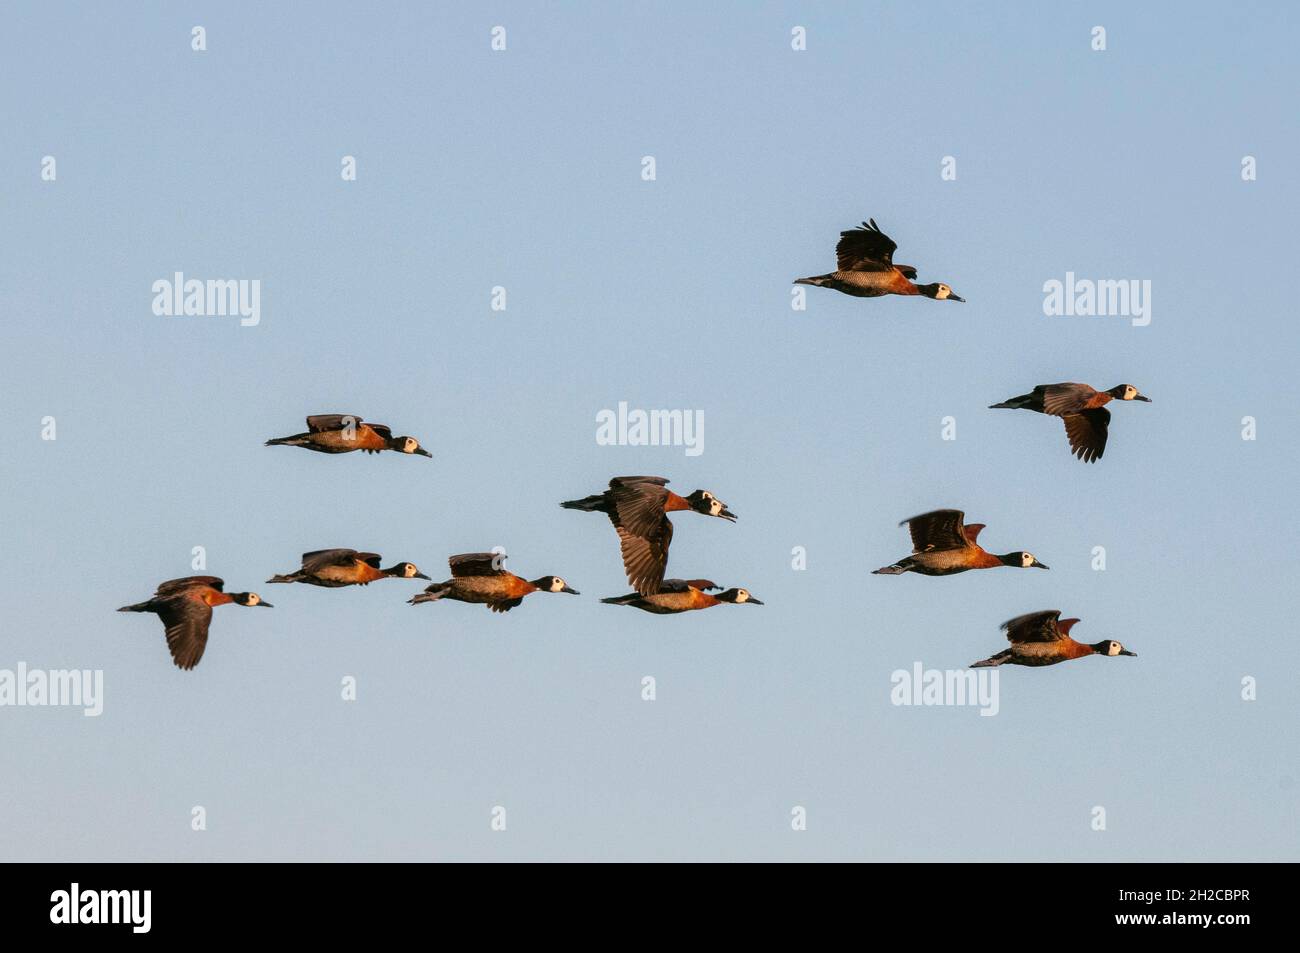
[546,577,568,592]
[401,564,419,578]
[1020,552,1036,568]
[1122,385,1138,400]
[402,438,419,453]
[244,593,261,606]
[935,284,952,299]
[1106,641,1123,656]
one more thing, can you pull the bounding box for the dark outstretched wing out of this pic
[301,548,358,569]
[449,552,506,577]
[154,576,224,597]
[367,423,393,440]
[306,414,363,433]
[156,596,214,670]
[300,549,383,571]
[835,219,898,272]
[1039,383,1097,417]
[604,478,675,595]
[607,477,672,538]
[618,521,673,597]
[1063,408,1110,463]
[900,509,969,553]
[489,598,523,613]
[1001,610,1065,644]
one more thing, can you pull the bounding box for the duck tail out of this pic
[409,586,448,606]
[265,434,306,447]
[600,594,636,605]
[871,564,908,576]
[793,274,830,287]
[561,494,606,512]
[989,393,1034,410]
[117,601,151,613]
[971,652,1010,668]
[266,573,300,584]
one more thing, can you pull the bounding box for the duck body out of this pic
[794,219,964,302]
[409,553,577,613]
[798,268,919,299]
[117,576,271,670]
[873,509,1047,576]
[265,414,431,457]
[562,476,736,596]
[971,610,1137,668]
[601,579,762,614]
[267,549,428,587]
[990,383,1151,462]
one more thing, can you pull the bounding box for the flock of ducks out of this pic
[118,417,757,669]
[797,220,1147,670]
[118,218,1148,674]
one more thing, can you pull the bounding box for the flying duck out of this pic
[989,383,1151,462]
[562,476,736,596]
[265,414,431,457]
[600,579,763,614]
[408,552,578,613]
[117,576,272,670]
[794,219,964,302]
[971,610,1137,668]
[267,549,429,587]
[873,509,1048,576]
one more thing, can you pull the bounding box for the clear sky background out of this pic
[2,2,1297,861]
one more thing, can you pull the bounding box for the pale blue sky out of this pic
[1,2,1297,860]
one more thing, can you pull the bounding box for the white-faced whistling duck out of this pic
[561,476,736,596]
[971,610,1137,668]
[873,508,1048,576]
[600,579,763,614]
[117,576,272,670]
[408,552,578,613]
[794,219,964,302]
[267,549,430,587]
[265,414,431,457]
[989,383,1151,463]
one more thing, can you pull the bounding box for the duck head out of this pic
[532,576,579,595]
[716,587,763,605]
[1090,639,1137,657]
[384,562,430,580]
[1108,384,1151,402]
[918,282,964,302]
[232,592,273,608]
[390,435,433,457]
[686,490,737,521]
[1000,551,1049,570]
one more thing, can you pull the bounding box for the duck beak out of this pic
[413,447,433,457]
[747,596,764,605]
[414,572,431,580]
[1120,649,1137,656]
[561,586,580,595]
[719,508,738,522]
[948,292,965,302]
[1135,395,1152,403]
[1034,561,1050,570]
[257,601,274,608]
